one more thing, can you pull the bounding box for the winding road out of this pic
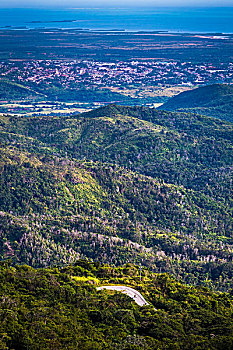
[97,285,150,307]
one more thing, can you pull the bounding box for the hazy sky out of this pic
[1,0,233,8]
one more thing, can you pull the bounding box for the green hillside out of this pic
[0,260,233,350]
[0,79,41,100]
[2,104,232,203]
[1,105,233,290]
[159,84,233,123]
[1,145,232,288]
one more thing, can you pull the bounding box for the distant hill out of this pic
[0,79,138,104]
[0,79,162,104]
[0,79,41,100]
[159,84,233,123]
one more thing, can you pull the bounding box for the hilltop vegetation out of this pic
[160,84,233,123]
[1,104,233,290]
[0,260,233,350]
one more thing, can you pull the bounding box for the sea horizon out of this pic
[0,7,233,34]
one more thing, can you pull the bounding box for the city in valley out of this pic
[0,28,232,116]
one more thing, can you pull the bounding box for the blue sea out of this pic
[0,7,233,33]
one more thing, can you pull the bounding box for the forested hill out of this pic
[1,105,233,290]
[0,260,233,350]
[2,104,233,202]
[159,84,233,123]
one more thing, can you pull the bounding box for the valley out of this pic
[0,15,233,349]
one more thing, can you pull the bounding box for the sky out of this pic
[1,0,233,8]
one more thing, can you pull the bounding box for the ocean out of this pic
[0,7,233,33]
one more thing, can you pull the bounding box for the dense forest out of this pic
[1,102,233,291]
[0,260,233,350]
[1,84,233,349]
[2,104,233,200]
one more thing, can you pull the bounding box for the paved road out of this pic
[97,285,149,307]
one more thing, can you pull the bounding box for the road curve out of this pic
[97,285,149,307]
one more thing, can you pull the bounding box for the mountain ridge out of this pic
[1,104,233,290]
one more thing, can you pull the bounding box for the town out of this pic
[1,58,233,88]
[0,58,232,116]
